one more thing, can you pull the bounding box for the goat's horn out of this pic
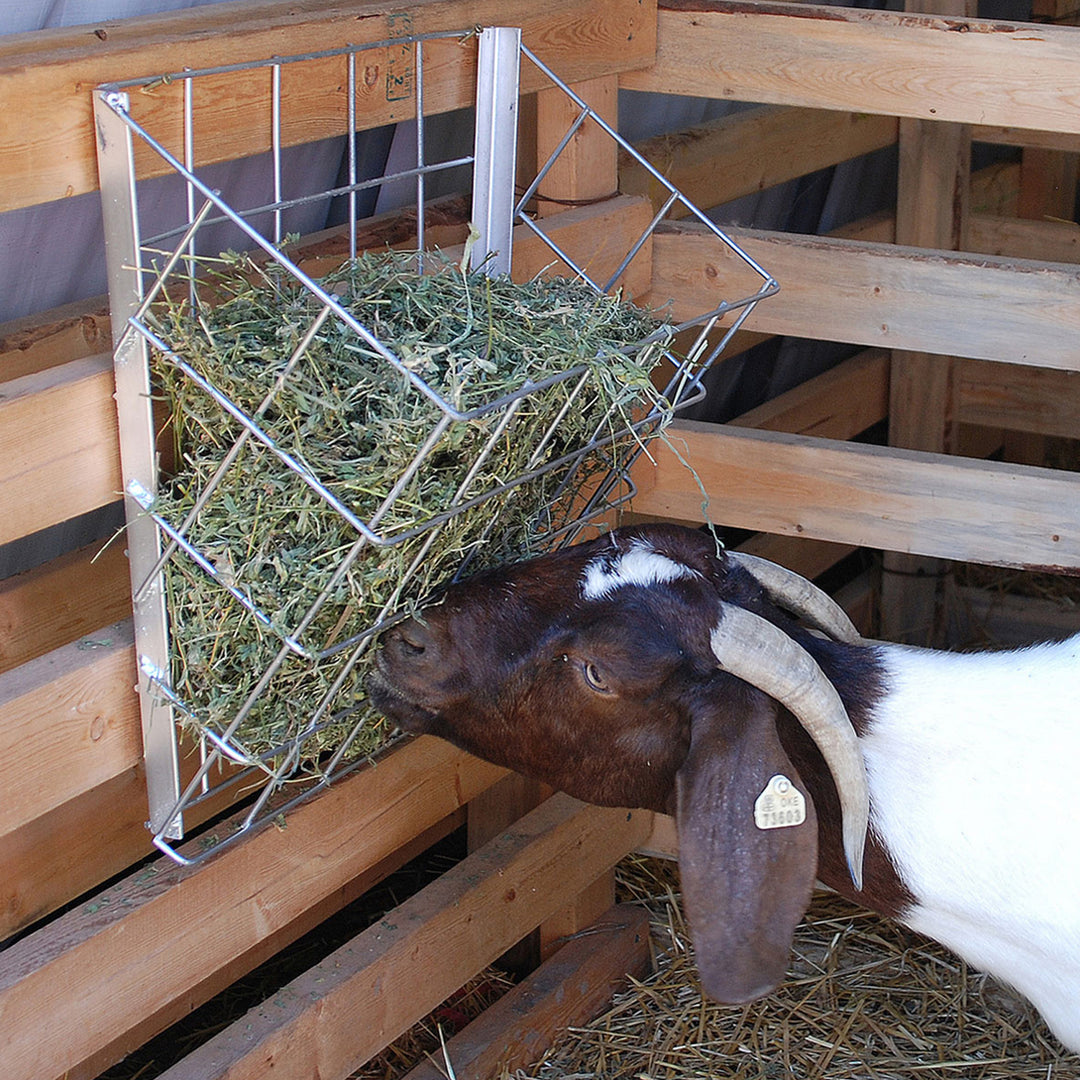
[726,551,862,645]
[710,603,868,891]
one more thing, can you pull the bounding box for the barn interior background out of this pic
[2,0,1080,1077]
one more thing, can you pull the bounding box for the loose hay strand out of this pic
[148,247,675,769]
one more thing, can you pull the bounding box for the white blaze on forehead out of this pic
[581,540,699,600]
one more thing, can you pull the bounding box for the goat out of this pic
[370,522,1080,1052]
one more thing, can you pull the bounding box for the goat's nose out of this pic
[388,617,439,665]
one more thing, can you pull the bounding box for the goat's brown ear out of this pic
[676,687,818,1003]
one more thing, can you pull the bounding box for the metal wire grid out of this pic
[94,27,777,864]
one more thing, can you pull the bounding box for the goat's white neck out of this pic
[861,635,1080,1051]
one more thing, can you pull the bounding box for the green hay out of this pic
[148,247,675,770]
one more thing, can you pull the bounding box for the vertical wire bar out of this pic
[184,73,196,310]
[272,62,283,243]
[415,39,425,266]
[348,50,358,261]
[471,27,521,277]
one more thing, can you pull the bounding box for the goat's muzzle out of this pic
[368,617,447,732]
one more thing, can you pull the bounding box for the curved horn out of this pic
[726,551,862,645]
[710,602,868,891]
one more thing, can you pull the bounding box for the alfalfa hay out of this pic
[148,247,674,770]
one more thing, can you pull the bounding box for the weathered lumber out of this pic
[648,223,1080,370]
[153,794,651,1080]
[0,539,131,674]
[0,0,656,213]
[974,125,1080,154]
[883,0,971,644]
[0,353,121,546]
[969,214,1080,264]
[621,106,897,217]
[955,358,1080,440]
[76,811,467,1080]
[632,421,1080,572]
[537,75,620,214]
[0,737,507,1080]
[731,348,890,440]
[623,2,1080,134]
[401,903,652,1080]
[0,295,111,381]
[0,621,140,837]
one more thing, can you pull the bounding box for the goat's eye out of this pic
[582,661,612,694]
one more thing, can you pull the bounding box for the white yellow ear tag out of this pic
[754,774,807,830]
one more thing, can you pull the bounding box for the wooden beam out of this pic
[0,296,112,381]
[0,737,507,1080]
[1,733,244,940]
[884,0,972,644]
[76,810,467,1080]
[955,358,1080,439]
[969,213,1080,263]
[153,794,651,1080]
[0,621,140,838]
[0,0,655,213]
[0,540,131,674]
[623,2,1080,134]
[648,223,1080,371]
[537,76,620,215]
[0,353,121,547]
[621,106,897,217]
[633,421,1080,571]
[974,125,1080,154]
[402,903,652,1080]
[731,348,890,439]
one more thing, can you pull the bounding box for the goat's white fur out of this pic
[863,637,1080,1051]
[582,540,700,600]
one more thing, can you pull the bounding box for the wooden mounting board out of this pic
[0,0,655,213]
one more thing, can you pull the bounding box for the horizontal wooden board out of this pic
[632,421,1080,571]
[402,903,652,1080]
[77,810,466,1080]
[0,353,121,547]
[648,222,1080,370]
[623,2,1080,134]
[968,214,1080,264]
[731,348,890,439]
[0,296,112,381]
[620,105,897,216]
[154,794,652,1080]
[0,736,507,1080]
[955,358,1080,439]
[0,621,140,837]
[0,540,131,674]
[0,0,655,213]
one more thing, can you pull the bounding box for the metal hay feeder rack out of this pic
[94,27,777,864]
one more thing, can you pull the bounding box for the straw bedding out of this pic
[505,857,1078,1080]
[150,248,672,767]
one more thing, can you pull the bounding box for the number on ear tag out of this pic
[754,774,807,830]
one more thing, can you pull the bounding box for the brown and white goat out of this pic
[370,523,1080,1052]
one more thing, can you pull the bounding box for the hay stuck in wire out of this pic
[148,246,676,768]
[508,856,1078,1080]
